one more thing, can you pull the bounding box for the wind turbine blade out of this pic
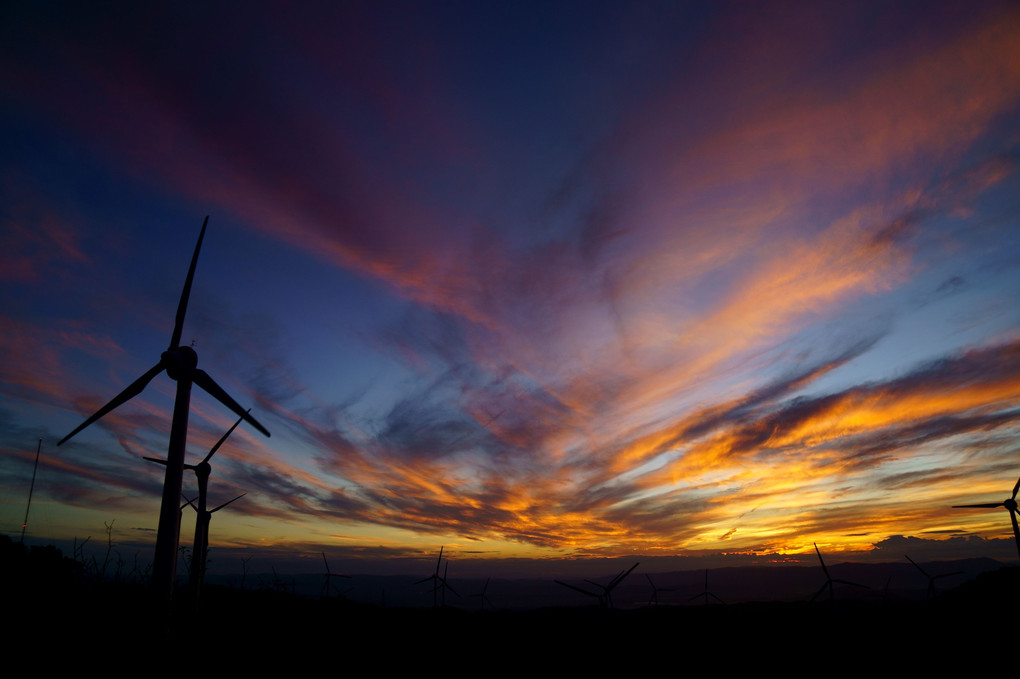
[555,580,599,598]
[1012,475,1020,501]
[193,370,270,437]
[814,543,830,578]
[436,546,444,573]
[202,411,248,464]
[170,216,207,350]
[438,577,459,597]
[610,561,639,590]
[210,493,245,513]
[953,503,1004,509]
[145,456,196,470]
[58,361,165,446]
[905,555,928,577]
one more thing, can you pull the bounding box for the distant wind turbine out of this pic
[470,577,493,610]
[905,555,962,600]
[645,573,674,607]
[320,552,351,599]
[584,562,639,609]
[952,473,1020,560]
[557,562,639,609]
[811,543,869,602]
[688,569,725,606]
[415,547,458,608]
[57,217,271,602]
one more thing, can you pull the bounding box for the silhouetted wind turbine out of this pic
[645,573,674,606]
[811,543,868,602]
[470,577,493,610]
[178,491,244,591]
[688,569,725,606]
[558,562,639,609]
[953,473,1020,560]
[905,555,961,600]
[583,561,639,609]
[416,547,458,608]
[189,491,245,588]
[57,217,271,601]
[145,411,247,591]
[320,552,350,599]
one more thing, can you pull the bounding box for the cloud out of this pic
[872,534,1016,562]
[2,2,1019,563]
[0,204,88,283]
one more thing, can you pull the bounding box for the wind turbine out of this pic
[905,555,962,600]
[811,543,868,602]
[470,577,493,610]
[181,487,242,591]
[688,569,725,606]
[557,562,639,609]
[645,573,674,607]
[416,547,458,608]
[583,561,639,609]
[320,552,350,599]
[144,411,247,591]
[952,473,1020,560]
[57,217,271,601]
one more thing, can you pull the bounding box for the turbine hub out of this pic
[1006,498,1017,512]
[195,461,211,479]
[163,345,198,381]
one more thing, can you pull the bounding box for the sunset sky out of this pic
[2,1,1019,575]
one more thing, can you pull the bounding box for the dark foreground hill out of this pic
[4,536,1015,670]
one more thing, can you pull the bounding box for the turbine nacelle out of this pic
[162,346,198,381]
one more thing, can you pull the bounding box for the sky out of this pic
[2,1,1020,578]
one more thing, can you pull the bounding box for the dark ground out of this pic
[4,536,1015,670]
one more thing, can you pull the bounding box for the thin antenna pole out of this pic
[20,438,43,544]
